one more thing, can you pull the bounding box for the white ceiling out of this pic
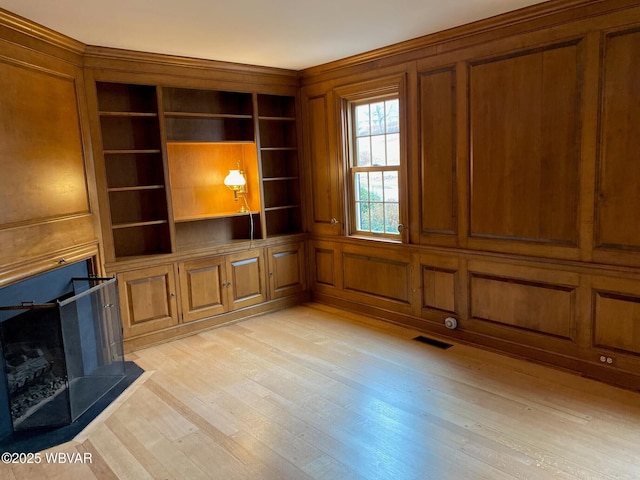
[0,0,549,70]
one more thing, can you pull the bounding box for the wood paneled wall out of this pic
[1,0,639,389]
[0,15,101,285]
[301,0,640,390]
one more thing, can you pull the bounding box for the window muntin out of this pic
[350,97,400,237]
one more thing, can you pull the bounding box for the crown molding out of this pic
[83,45,298,79]
[0,8,85,56]
[298,0,634,80]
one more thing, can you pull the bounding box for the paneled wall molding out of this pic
[467,261,579,341]
[342,252,412,303]
[310,234,640,280]
[594,26,640,255]
[418,66,457,240]
[468,40,583,248]
[591,275,640,359]
[308,229,640,389]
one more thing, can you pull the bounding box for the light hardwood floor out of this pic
[4,303,640,479]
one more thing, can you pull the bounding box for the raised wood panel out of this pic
[305,92,339,234]
[593,291,640,356]
[267,242,305,299]
[0,38,99,287]
[343,253,411,303]
[469,41,581,245]
[470,273,575,339]
[118,264,178,338]
[422,267,456,313]
[227,249,266,310]
[419,68,457,236]
[596,28,640,252]
[0,59,89,227]
[179,257,225,322]
[308,94,331,223]
[314,247,336,286]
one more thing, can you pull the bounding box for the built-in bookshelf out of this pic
[96,82,172,258]
[94,84,301,259]
[257,94,302,236]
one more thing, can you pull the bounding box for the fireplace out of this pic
[0,261,125,438]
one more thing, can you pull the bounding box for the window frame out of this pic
[348,96,401,239]
[336,76,407,242]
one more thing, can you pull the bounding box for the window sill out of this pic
[348,234,403,245]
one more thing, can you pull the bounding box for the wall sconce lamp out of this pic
[223,169,247,212]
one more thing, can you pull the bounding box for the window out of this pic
[348,96,401,238]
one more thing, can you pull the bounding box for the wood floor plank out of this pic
[254,307,640,475]
[211,308,640,480]
[7,460,49,480]
[149,369,242,437]
[87,425,155,480]
[171,430,256,480]
[109,402,212,480]
[200,327,530,479]
[39,444,95,480]
[104,415,177,480]
[224,370,526,480]
[133,384,199,442]
[7,303,640,479]
[144,378,308,480]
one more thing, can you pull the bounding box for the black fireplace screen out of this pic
[0,277,125,432]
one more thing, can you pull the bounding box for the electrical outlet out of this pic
[599,355,614,365]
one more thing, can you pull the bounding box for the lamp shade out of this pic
[223,169,246,189]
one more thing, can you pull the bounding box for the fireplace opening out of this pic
[2,304,71,430]
[0,276,126,434]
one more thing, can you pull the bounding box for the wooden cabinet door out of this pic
[226,248,267,310]
[267,242,306,299]
[301,87,342,235]
[178,257,226,322]
[117,264,179,338]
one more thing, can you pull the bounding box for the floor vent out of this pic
[412,335,453,350]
